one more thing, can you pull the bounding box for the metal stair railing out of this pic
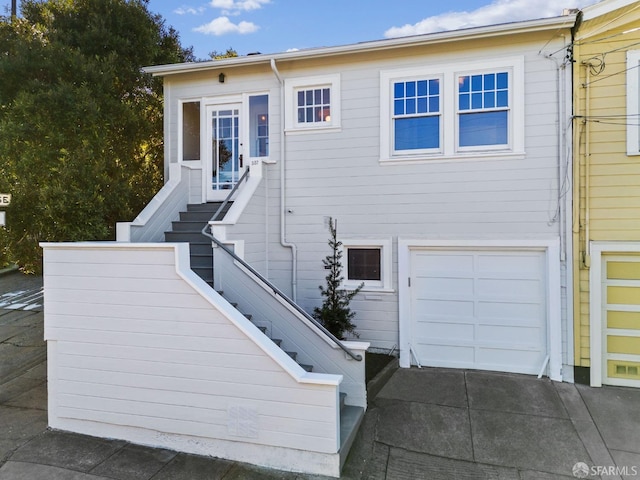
[200,195,363,362]
[211,167,251,222]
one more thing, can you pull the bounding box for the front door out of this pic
[206,104,243,201]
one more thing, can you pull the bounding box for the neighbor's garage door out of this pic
[602,255,640,388]
[409,249,547,375]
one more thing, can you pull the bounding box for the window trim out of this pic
[284,74,341,134]
[627,50,640,156]
[380,56,525,163]
[341,238,392,291]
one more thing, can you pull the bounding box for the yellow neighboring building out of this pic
[573,0,640,387]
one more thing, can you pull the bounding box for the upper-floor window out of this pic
[182,101,201,161]
[380,56,524,163]
[297,87,331,124]
[458,71,509,148]
[285,74,341,133]
[627,50,640,156]
[249,94,269,157]
[393,78,440,153]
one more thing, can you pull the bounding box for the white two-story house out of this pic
[42,12,577,477]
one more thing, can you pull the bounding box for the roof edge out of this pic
[581,0,640,21]
[144,14,576,77]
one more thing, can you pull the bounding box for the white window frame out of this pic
[627,50,640,156]
[284,74,341,134]
[341,238,392,291]
[380,56,525,164]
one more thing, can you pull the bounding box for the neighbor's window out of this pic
[627,50,640,156]
[458,71,509,148]
[393,78,440,153]
[182,101,200,161]
[285,74,341,132]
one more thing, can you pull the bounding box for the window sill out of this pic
[380,150,526,165]
[340,286,395,294]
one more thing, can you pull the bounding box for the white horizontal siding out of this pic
[43,243,340,457]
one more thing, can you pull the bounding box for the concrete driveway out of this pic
[0,271,639,479]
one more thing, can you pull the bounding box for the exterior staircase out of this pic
[165,202,365,470]
[164,202,230,285]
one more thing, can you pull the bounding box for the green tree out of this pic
[0,0,194,272]
[313,218,363,340]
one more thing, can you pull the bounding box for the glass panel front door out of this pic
[207,104,242,199]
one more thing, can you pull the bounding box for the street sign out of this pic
[0,194,10,206]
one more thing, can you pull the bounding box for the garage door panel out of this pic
[413,253,474,274]
[416,322,474,342]
[410,248,547,375]
[415,277,474,296]
[417,344,476,367]
[477,253,542,276]
[476,300,542,321]
[476,278,542,298]
[413,299,474,318]
[476,325,543,347]
[603,255,640,386]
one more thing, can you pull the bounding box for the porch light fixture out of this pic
[219,73,226,83]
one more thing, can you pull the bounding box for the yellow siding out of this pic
[573,4,640,366]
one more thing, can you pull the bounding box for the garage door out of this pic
[409,249,547,375]
[601,255,640,388]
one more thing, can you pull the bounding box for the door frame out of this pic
[398,238,562,380]
[203,98,244,202]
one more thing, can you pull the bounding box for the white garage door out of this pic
[410,249,548,375]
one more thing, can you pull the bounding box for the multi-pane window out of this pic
[393,79,440,152]
[297,87,331,124]
[380,57,523,162]
[458,71,509,147]
[285,74,340,132]
[249,94,269,157]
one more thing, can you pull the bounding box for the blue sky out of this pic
[146,0,600,60]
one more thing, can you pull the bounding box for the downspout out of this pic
[271,58,298,301]
[583,64,591,268]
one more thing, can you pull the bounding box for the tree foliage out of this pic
[0,0,194,272]
[313,218,362,340]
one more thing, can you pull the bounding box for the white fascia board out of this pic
[143,15,576,77]
[581,0,640,21]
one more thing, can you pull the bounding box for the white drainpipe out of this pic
[271,58,298,301]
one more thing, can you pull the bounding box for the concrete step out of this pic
[189,243,213,255]
[164,231,209,243]
[171,220,208,232]
[339,405,365,471]
[191,267,213,283]
[186,202,225,213]
[190,254,212,268]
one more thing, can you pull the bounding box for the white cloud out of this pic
[210,0,270,15]
[174,6,206,15]
[384,0,599,38]
[194,16,259,35]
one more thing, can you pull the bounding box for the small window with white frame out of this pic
[627,50,640,156]
[342,239,392,291]
[285,74,341,133]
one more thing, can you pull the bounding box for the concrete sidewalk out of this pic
[0,272,639,479]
